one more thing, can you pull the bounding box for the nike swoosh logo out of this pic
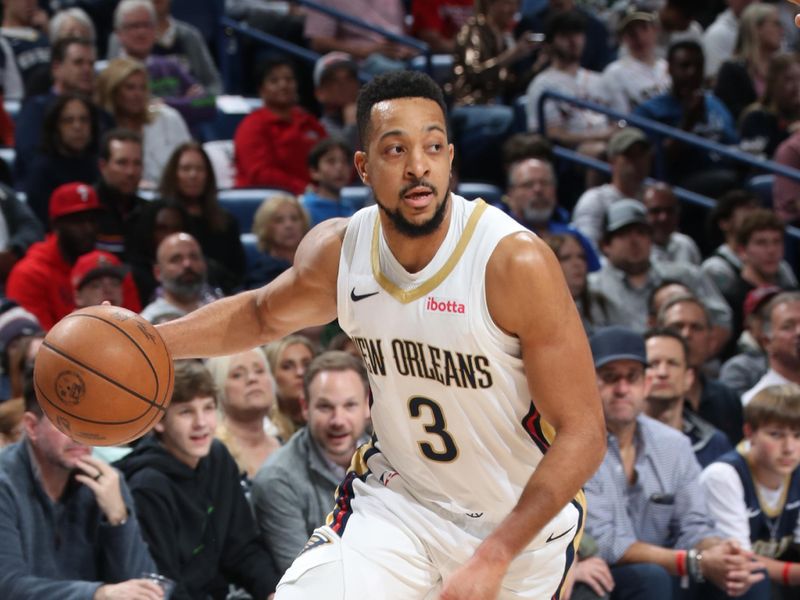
[351,288,379,302]
[546,525,575,543]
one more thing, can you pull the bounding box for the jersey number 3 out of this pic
[408,396,458,462]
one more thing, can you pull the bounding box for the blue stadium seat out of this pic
[746,174,774,209]
[409,54,454,87]
[457,182,504,206]
[240,232,262,274]
[219,188,292,232]
[340,186,373,211]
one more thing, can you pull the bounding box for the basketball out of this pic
[33,305,174,446]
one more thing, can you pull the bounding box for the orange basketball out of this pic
[33,305,174,446]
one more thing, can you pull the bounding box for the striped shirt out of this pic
[584,415,718,564]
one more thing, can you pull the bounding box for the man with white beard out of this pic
[503,156,600,270]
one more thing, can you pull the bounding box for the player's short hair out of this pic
[307,137,351,170]
[303,351,369,403]
[356,71,447,148]
[745,384,800,430]
[644,327,690,365]
[170,360,218,406]
[734,209,784,247]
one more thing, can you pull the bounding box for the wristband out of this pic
[675,550,687,576]
[784,562,792,587]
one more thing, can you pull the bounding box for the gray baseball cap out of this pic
[604,198,651,235]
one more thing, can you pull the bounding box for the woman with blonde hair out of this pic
[715,3,784,122]
[96,57,191,185]
[207,348,281,480]
[263,335,317,442]
[245,193,310,288]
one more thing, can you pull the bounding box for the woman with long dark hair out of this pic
[24,94,100,227]
[159,142,245,291]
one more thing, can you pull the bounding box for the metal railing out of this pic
[218,2,431,91]
[536,90,800,184]
[535,90,800,252]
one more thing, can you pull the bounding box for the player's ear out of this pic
[354,151,368,184]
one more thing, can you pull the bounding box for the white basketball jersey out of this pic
[337,194,554,520]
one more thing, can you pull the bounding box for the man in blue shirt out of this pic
[579,326,764,599]
[634,40,739,196]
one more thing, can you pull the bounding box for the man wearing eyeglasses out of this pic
[576,325,765,600]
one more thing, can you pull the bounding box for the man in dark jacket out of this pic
[117,360,279,600]
[0,371,161,600]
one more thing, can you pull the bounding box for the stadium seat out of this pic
[340,186,373,211]
[746,174,774,209]
[240,232,262,274]
[410,54,454,87]
[450,105,515,186]
[219,188,291,233]
[457,182,504,206]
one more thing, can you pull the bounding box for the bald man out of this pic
[140,232,212,323]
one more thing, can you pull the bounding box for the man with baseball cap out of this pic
[71,250,127,309]
[572,127,652,246]
[313,52,360,149]
[6,183,140,330]
[719,286,780,396]
[588,199,732,342]
[578,325,764,600]
[600,9,668,115]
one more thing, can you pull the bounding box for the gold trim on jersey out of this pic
[370,198,488,304]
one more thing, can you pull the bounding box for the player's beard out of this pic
[374,179,450,238]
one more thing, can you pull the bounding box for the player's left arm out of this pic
[439,232,606,599]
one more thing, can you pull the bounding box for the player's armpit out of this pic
[479,232,606,562]
[486,232,603,436]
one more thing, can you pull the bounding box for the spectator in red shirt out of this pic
[6,183,141,330]
[411,0,474,53]
[234,58,327,193]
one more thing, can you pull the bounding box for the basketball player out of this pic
[157,71,606,599]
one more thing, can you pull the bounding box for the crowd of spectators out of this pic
[1,0,800,599]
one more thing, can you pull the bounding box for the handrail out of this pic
[536,90,800,183]
[220,16,320,65]
[552,143,800,245]
[294,0,429,54]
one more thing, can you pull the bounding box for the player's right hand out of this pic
[94,579,164,600]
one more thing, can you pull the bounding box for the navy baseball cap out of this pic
[589,326,647,369]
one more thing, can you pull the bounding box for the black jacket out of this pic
[116,436,279,600]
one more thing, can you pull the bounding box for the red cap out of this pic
[49,183,101,221]
[70,250,127,291]
[743,285,782,323]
